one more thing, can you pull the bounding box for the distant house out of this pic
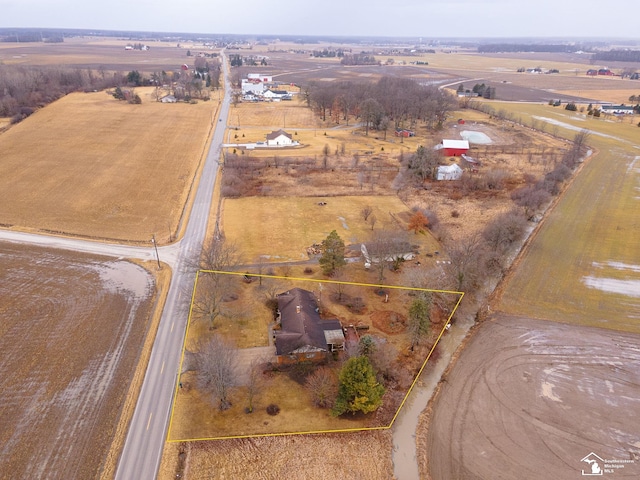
[598,68,614,76]
[361,241,415,268]
[586,69,598,76]
[266,129,293,146]
[241,73,274,95]
[263,89,292,101]
[601,104,636,115]
[437,139,469,156]
[274,288,345,365]
[437,164,463,181]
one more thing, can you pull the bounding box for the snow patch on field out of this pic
[592,261,640,273]
[541,382,562,402]
[582,276,640,298]
[92,260,153,297]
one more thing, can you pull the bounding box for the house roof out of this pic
[266,129,292,140]
[442,139,469,150]
[275,288,344,355]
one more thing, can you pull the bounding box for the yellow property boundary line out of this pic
[167,271,464,442]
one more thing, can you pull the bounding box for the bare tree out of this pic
[366,229,411,282]
[361,205,373,221]
[368,214,377,231]
[482,210,527,252]
[191,272,236,330]
[245,357,265,413]
[187,238,241,274]
[195,335,239,410]
[305,367,338,408]
[369,339,399,383]
[443,235,486,292]
[511,185,551,219]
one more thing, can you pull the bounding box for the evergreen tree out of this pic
[332,356,385,416]
[408,295,431,350]
[319,230,346,275]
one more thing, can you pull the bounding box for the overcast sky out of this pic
[1,0,638,39]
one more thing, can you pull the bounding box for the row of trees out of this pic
[0,66,123,119]
[592,50,640,63]
[302,75,457,131]
[0,57,221,120]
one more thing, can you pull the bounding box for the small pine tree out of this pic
[319,230,346,275]
[332,356,385,416]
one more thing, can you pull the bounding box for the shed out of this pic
[440,139,469,156]
[437,164,463,181]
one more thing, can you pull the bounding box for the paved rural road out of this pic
[0,53,230,479]
[113,53,232,480]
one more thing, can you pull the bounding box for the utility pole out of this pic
[151,234,161,270]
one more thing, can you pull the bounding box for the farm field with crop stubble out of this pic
[492,102,640,331]
[0,87,214,243]
[0,242,159,480]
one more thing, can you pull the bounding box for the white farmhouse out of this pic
[266,129,293,146]
[241,73,274,95]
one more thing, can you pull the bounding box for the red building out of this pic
[439,139,470,156]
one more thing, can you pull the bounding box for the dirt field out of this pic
[424,315,640,479]
[0,87,214,244]
[0,37,195,73]
[0,242,156,480]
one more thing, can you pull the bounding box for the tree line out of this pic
[302,75,457,131]
[592,50,640,63]
[478,44,578,53]
[0,58,221,121]
[0,66,120,120]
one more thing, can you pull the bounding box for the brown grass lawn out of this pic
[0,87,216,243]
[159,430,394,480]
[227,99,424,158]
[169,368,371,440]
[221,195,439,262]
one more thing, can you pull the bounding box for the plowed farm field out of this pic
[425,315,640,480]
[0,243,156,480]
